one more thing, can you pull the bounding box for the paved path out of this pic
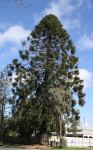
[0,145,47,150]
[0,148,23,150]
[0,146,26,150]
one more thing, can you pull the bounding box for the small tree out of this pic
[0,71,9,143]
[70,117,79,137]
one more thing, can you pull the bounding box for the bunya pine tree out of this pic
[8,14,85,137]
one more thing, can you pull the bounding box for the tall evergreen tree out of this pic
[8,14,85,136]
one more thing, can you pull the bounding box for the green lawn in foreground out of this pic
[46,148,88,150]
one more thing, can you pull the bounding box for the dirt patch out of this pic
[0,144,48,150]
[20,145,48,150]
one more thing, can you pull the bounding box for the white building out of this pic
[66,125,93,138]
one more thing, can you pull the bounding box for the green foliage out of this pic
[7,14,85,137]
[0,71,9,142]
[60,137,67,148]
[70,117,79,137]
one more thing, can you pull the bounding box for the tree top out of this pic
[31,14,68,37]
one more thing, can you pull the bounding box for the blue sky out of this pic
[0,0,93,126]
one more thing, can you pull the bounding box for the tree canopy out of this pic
[8,14,85,137]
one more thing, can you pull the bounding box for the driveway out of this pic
[0,145,47,150]
[0,146,26,150]
[0,148,24,150]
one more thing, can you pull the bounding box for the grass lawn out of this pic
[46,147,89,150]
[0,145,91,150]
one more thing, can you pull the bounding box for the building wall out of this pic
[83,129,93,138]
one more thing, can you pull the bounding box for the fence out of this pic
[66,137,93,147]
[49,136,93,147]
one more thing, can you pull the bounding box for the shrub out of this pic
[60,137,67,148]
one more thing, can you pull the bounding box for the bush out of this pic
[60,137,67,148]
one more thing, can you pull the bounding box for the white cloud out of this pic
[79,69,93,89]
[63,19,81,30]
[0,25,30,47]
[43,0,76,19]
[78,33,93,51]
